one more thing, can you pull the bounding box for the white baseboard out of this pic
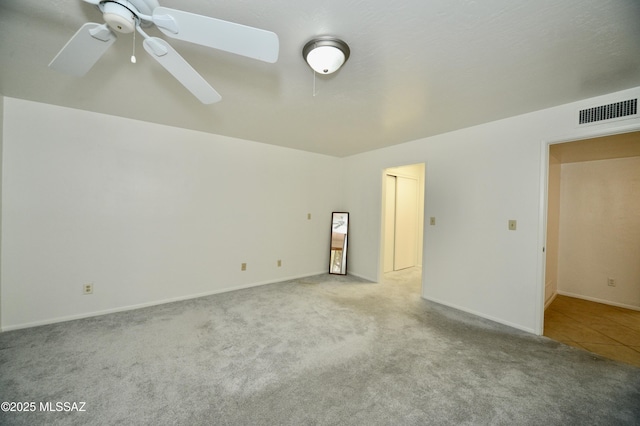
[347,271,377,282]
[421,295,536,334]
[1,271,327,332]
[544,292,557,310]
[557,290,640,312]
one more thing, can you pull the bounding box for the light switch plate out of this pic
[430,217,436,226]
[508,220,517,231]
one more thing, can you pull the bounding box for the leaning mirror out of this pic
[329,212,349,275]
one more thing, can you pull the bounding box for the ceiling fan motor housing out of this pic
[102,2,136,33]
[98,0,159,32]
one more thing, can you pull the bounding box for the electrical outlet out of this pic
[241,263,247,271]
[508,220,517,231]
[607,278,616,287]
[277,260,282,267]
[83,283,93,295]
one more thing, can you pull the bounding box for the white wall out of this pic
[343,87,640,333]
[1,98,343,330]
[557,156,640,309]
[0,95,4,329]
[3,88,640,334]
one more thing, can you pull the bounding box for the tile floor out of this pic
[544,295,640,368]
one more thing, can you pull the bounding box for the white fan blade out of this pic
[152,7,279,63]
[49,23,116,77]
[82,0,101,4]
[143,37,221,104]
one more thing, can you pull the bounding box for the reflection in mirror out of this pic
[329,212,349,275]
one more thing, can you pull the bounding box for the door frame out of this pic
[380,163,425,280]
[536,122,640,335]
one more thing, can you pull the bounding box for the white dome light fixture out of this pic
[302,37,350,74]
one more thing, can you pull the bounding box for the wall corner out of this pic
[0,95,5,331]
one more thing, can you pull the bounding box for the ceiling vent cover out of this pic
[579,98,637,125]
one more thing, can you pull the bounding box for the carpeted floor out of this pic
[1,268,639,425]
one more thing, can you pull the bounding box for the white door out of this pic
[384,175,397,272]
[384,174,419,272]
[394,176,418,270]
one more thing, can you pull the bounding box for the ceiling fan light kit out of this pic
[49,0,280,104]
[303,37,350,74]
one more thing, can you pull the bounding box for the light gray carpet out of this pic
[1,268,639,425]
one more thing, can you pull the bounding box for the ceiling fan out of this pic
[49,0,280,104]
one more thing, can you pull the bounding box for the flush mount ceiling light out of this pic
[302,37,350,74]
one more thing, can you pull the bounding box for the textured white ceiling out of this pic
[1,0,639,156]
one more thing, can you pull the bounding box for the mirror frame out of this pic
[329,212,349,275]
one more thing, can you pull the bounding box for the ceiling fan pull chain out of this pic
[131,22,137,64]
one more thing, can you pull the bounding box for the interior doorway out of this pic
[381,163,425,286]
[542,130,640,365]
[544,131,640,307]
